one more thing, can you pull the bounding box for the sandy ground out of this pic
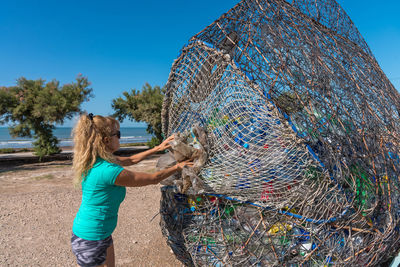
[0,154,182,267]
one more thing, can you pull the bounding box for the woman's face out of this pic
[106,124,120,153]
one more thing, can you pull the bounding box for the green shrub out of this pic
[146,137,161,149]
[120,142,148,147]
[0,148,16,154]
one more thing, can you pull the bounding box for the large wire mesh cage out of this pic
[159,0,400,266]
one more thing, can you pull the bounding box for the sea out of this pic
[0,127,152,149]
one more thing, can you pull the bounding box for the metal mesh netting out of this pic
[159,0,400,266]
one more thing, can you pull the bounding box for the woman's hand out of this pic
[157,135,175,151]
[176,160,194,171]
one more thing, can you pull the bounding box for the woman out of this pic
[71,113,192,267]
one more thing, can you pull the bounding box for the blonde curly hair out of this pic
[72,113,120,187]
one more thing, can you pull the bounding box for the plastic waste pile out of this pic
[158,0,400,266]
[157,125,208,194]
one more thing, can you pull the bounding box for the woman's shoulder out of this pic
[95,157,123,170]
[90,158,124,185]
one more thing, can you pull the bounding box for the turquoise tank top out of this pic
[72,158,125,240]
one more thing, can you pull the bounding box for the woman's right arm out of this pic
[114,161,193,187]
[116,136,175,167]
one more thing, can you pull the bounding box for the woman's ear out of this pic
[104,136,110,145]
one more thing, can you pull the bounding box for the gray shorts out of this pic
[71,233,113,267]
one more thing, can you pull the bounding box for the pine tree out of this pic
[0,75,93,157]
[112,83,164,147]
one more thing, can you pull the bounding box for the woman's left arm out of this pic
[116,135,174,166]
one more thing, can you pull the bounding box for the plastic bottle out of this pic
[299,242,312,256]
[224,205,235,217]
[261,181,274,201]
[236,176,251,190]
[267,222,293,234]
[188,197,197,211]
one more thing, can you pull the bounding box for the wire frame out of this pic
[160,0,400,266]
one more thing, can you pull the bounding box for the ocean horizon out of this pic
[0,127,152,149]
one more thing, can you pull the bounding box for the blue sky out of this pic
[1,0,399,127]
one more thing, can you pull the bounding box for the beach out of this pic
[0,152,182,266]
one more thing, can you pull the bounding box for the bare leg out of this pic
[96,243,115,267]
[104,243,115,267]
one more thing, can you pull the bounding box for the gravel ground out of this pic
[0,155,182,266]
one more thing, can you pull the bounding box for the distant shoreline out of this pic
[0,142,148,154]
[0,145,150,166]
[0,127,152,150]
